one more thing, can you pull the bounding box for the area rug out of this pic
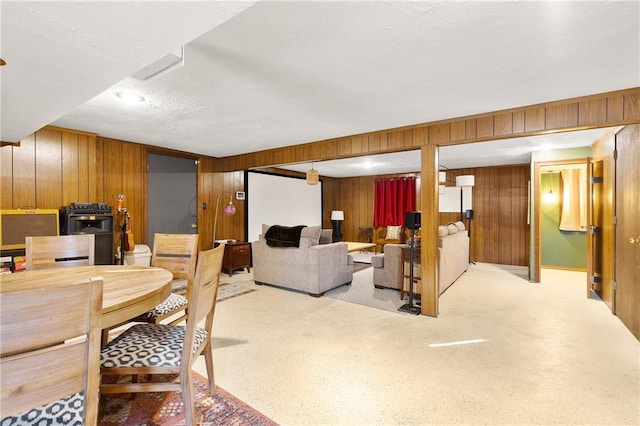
[352,261,372,273]
[99,372,277,426]
[217,281,256,302]
[325,266,407,314]
[172,280,256,301]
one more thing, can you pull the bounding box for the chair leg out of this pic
[204,343,215,393]
[181,369,195,426]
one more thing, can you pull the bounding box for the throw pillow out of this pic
[386,225,402,240]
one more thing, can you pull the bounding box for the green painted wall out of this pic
[540,173,587,268]
[529,146,592,279]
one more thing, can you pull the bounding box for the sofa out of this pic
[252,224,353,297]
[372,221,469,296]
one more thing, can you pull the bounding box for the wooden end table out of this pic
[221,241,251,275]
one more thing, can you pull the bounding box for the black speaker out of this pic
[465,209,474,219]
[405,211,421,230]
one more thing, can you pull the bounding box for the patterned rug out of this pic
[172,280,256,301]
[325,266,406,313]
[99,372,277,426]
[352,261,372,273]
[217,281,256,301]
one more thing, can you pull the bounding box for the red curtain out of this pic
[373,176,416,226]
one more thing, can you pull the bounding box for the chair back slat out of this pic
[25,234,95,271]
[1,277,103,424]
[151,233,198,280]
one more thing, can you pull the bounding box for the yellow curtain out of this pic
[559,168,587,232]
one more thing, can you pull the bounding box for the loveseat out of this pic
[372,221,469,296]
[252,224,353,297]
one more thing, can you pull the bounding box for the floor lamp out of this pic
[456,175,475,221]
[466,209,475,265]
[331,210,344,242]
[398,211,421,315]
[213,192,236,245]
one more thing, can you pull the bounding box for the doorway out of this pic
[539,163,588,271]
[147,154,198,249]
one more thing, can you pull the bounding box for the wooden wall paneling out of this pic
[524,107,545,132]
[465,119,477,140]
[413,127,427,146]
[494,113,513,136]
[211,171,245,243]
[477,116,494,138]
[499,167,514,265]
[420,145,439,317]
[62,131,79,205]
[120,142,145,244]
[35,128,62,209]
[468,168,484,263]
[368,133,381,152]
[429,124,450,145]
[606,94,624,122]
[89,137,104,203]
[197,157,214,251]
[510,167,528,266]
[101,138,124,249]
[579,98,607,126]
[512,111,525,134]
[232,170,246,243]
[546,102,579,130]
[1,145,13,208]
[77,134,90,202]
[450,121,465,142]
[623,93,640,121]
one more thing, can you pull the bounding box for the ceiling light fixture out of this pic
[306,162,319,185]
[115,91,145,104]
[0,58,6,66]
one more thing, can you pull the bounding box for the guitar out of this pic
[123,211,135,252]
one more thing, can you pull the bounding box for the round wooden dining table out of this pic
[0,265,173,329]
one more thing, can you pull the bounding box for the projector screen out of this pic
[246,171,323,243]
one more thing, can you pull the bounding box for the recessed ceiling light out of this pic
[115,91,145,103]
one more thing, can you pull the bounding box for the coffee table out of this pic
[345,242,376,253]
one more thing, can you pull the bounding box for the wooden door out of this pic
[614,124,640,340]
[587,159,604,298]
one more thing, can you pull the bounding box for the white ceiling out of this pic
[2,1,638,174]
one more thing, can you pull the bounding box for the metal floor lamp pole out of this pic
[398,227,421,315]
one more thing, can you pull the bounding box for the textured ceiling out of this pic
[2,1,638,173]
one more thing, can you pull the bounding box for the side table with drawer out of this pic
[222,241,251,276]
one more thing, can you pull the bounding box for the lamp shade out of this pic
[223,201,236,216]
[306,168,319,185]
[456,175,475,187]
[331,210,344,221]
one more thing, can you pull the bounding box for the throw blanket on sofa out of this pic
[265,225,307,248]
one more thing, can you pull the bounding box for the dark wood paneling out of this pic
[35,128,62,208]
[62,131,80,205]
[441,165,530,266]
[1,145,14,207]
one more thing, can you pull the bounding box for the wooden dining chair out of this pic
[100,244,224,425]
[1,276,103,425]
[131,233,199,325]
[25,234,95,270]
